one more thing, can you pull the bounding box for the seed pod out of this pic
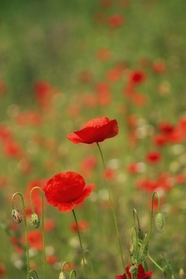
[11,209,22,224]
[30,213,40,228]
[155,212,165,231]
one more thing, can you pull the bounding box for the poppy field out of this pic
[0,1,186,278]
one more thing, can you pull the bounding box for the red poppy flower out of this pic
[70,220,89,232]
[153,60,166,74]
[26,230,43,250]
[152,134,167,147]
[0,261,6,276]
[145,151,161,164]
[43,171,94,212]
[116,264,153,279]
[67,117,119,144]
[108,14,124,28]
[158,122,175,134]
[96,48,111,61]
[3,140,22,158]
[46,255,58,265]
[15,110,42,126]
[0,125,12,142]
[96,82,112,106]
[128,69,146,85]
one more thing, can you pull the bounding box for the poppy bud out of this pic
[11,209,22,224]
[155,212,165,231]
[129,265,138,274]
[58,271,67,279]
[30,213,40,228]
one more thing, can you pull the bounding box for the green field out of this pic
[0,1,186,278]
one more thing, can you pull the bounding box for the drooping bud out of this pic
[179,268,184,278]
[29,269,39,279]
[155,212,165,231]
[11,209,22,224]
[30,213,40,228]
[59,271,67,279]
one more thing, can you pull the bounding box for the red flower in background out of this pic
[0,125,12,142]
[25,179,47,215]
[3,141,22,158]
[102,168,116,180]
[152,134,167,147]
[44,219,56,231]
[26,231,43,250]
[96,48,111,61]
[128,69,146,85]
[116,264,153,279]
[108,14,124,28]
[33,80,55,110]
[0,80,7,96]
[15,110,42,126]
[67,117,119,144]
[0,262,6,276]
[70,220,89,232]
[80,155,97,178]
[136,172,172,193]
[0,176,8,188]
[127,162,143,174]
[46,255,58,265]
[96,82,112,106]
[153,60,166,74]
[43,171,94,212]
[158,122,175,134]
[146,151,161,164]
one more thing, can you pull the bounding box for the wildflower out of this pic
[26,230,43,250]
[108,14,124,28]
[3,140,22,158]
[80,155,97,178]
[158,122,175,134]
[116,264,153,279]
[44,219,56,231]
[43,171,94,212]
[96,82,112,106]
[0,261,6,276]
[0,125,12,142]
[96,48,111,61]
[128,69,146,85]
[46,255,58,265]
[152,60,166,74]
[33,80,55,110]
[70,220,89,232]
[15,110,42,126]
[152,134,167,147]
[67,116,118,144]
[145,151,161,164]
[25,179,47,215]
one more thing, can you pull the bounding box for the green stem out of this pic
[96,143,126,270]
[11,192,30,279]
[142,192,160,255]
[30,186,47,279]
[72,209,89,279]
[85,250,96,279]
[147,253,164,272]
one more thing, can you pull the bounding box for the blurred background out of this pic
[0,0,186,278]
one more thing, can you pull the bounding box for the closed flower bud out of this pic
[11,209,22,224]
[129,265,138,274]
[59,271,67,279]
[179,268,184,278]
[30,213,40,228]
[155,212,165,231]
